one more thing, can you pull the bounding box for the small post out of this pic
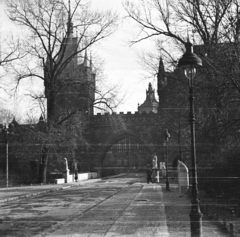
[6,135,9,187]
[229,223,234,237]
[164,129,170,191]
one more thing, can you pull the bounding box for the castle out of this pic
[0,16,181,183]
[42,14,177,177]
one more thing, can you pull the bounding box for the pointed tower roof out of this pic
[157,57,165,82]
[157,57,167,96]
[67,0,73,38]
[90,52,93,70]
[138,83,159,114]
[39,115,44,122]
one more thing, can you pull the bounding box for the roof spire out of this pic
[67,0,73,38]
[138,83,158,114]
[157,56,167,100]
[90,52,93,69]
[157,57,165,81]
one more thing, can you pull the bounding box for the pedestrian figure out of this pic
[162,163,166,178]
[152,155,158,183]
[146,165,153,184]
[152,169,156,183]
[74,169,78,182]
[74,161,78,182]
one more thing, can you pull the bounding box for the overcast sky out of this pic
[0,0,157,119]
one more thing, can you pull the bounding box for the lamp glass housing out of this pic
[184,67,196,80]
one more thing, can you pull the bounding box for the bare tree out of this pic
[5,0,119,183]
[0,34,22,66]
[6,0,118,117]
[123,0,238,45]
[124,0,240,173]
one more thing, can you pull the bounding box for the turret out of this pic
[157,57,167,107]
[67,0,73,39]
[44,0,96,120]
[138,83,158,114]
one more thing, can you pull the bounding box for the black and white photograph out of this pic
[0,0,239,236]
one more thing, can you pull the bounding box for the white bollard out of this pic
[156,171,160,183]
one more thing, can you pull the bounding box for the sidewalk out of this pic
[162,184,229,237]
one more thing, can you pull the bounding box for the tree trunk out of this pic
[47,91,56,122]
[40,91,55,183]
[37,163,43,183]
[38,146,49,183]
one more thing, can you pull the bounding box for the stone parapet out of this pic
[92,111,159,125]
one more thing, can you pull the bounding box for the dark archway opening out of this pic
[101,136,151,175]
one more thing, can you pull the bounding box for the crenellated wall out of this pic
[86,110,168,173]
[92,111,160,125]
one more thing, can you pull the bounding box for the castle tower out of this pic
[138,83,158,113]
[44,7,96,121]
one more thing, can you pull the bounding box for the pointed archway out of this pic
[101,134,152,173]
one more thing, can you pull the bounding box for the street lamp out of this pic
[178,40,203,237]
[164,129,170,191]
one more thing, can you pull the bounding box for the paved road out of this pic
[0,174,169,237]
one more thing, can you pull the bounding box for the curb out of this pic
[0,179,102,204]
[0,184,74,203]
[0,175,127,204]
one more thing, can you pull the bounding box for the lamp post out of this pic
[178,40,203,237]
[164,129,170,191]
[1,122,14,188]
[4,124,9,188]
